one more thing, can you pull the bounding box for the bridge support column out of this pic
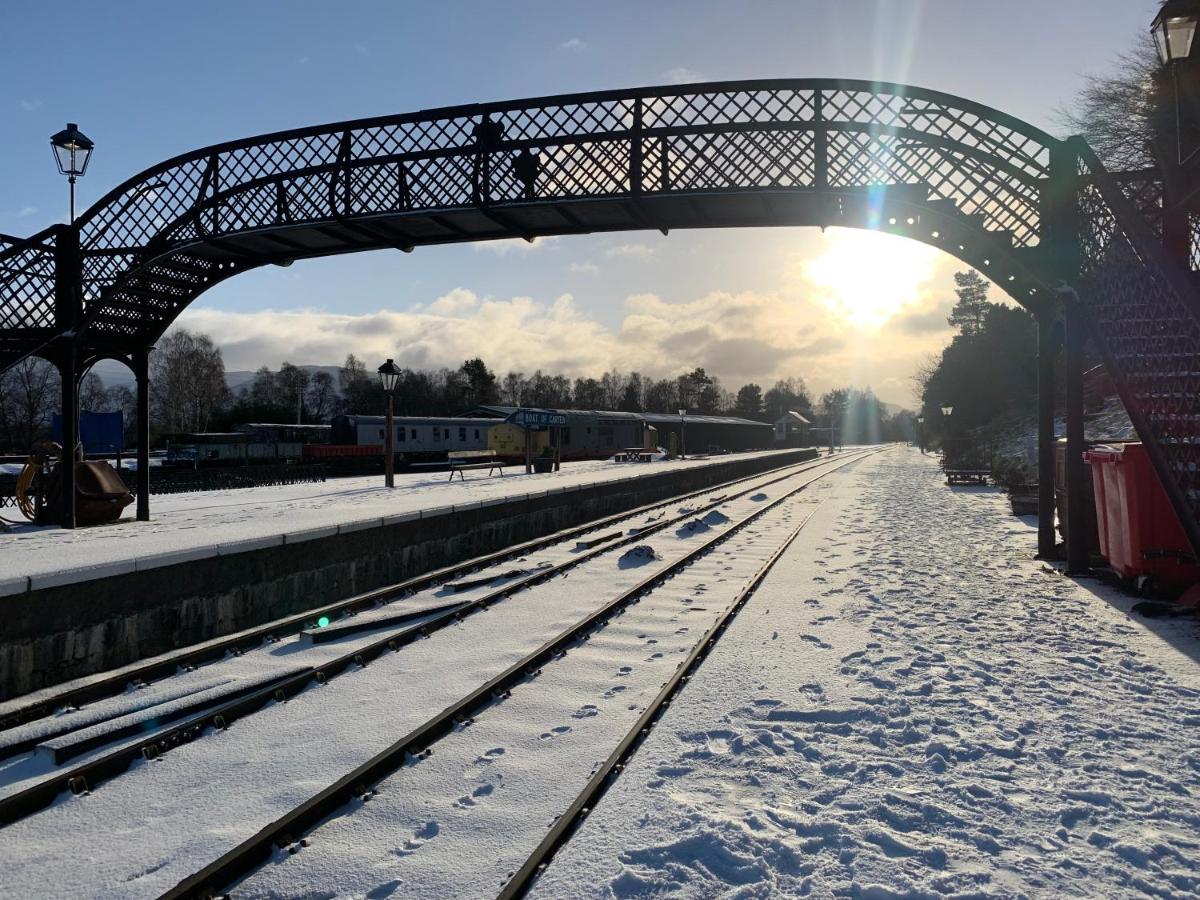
[59,347,78,529]
[53,224,82,531]
[134,347,151,521]
[1036,313,1057,558]
[1064,303,1089,575]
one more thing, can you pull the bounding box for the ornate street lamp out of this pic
[378,359,400,488]
[1153,1,1200,65]
[678,408,688,459]
[50,123,95,224]
[940,404,953,417]
[1152,1,1200,166]
[916,414,925,454]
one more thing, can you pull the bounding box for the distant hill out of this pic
[89,361,343,394]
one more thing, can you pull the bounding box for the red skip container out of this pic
[1083,442,1200,586]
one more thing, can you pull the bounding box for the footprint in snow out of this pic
[393,821,440,857]
[539,725,572,740]
[573,704,599,719]
[474,747,505,765]
[604,684,628,698]
[453,783,495,809]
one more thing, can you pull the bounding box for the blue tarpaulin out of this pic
[52,410,125,453]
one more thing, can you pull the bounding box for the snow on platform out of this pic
[532,449,1200,899]
[0,451,796,593]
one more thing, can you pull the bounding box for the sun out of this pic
[802,228,942,330]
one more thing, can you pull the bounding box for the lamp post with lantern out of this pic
[50,123,95,224]
[916,415,925,454]
[678,408,688,459]
[1150,1,1200,266]
[378,359,400,488]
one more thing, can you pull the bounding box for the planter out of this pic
[533,457,555,474]
[1009,485,1039,517]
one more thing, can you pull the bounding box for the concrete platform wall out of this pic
[1,450,816,700]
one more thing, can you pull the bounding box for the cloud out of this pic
[19,99,41,112]
[176,254,952,408]
[559,38,587,52]
[474,236,559,255]
[663,67,704,85]
[297,56,311,65]
[568,262,599,275]
[14,206,37,219]
[606,243,656,259]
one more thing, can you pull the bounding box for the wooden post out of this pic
[1036,313,1057,558]
[1064,302,1088,574]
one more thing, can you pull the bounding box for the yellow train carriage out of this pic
[488,422,549,460]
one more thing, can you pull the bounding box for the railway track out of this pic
[162,447,883,899]
[0,450,863,826]
[0,450,821,735]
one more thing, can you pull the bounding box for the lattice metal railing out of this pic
[0,78,1063,366]
[1075,139,1200,551]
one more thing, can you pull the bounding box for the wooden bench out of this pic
[447,449,506,481]
[614,447,655,463]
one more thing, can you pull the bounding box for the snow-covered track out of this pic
[0,451,871,828]
[162,449,884,900]
[500,504,821,899]
[0,453,833,736]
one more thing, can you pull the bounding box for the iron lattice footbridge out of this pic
[1,78,1198,555]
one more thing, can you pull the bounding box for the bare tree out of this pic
[1058,35,1161,172]
[305,371,338,423]
[150,329,228,433]
[80,372,108,412]
[278,362,311,424]
[1,357,60,451]
[501,371,526,407]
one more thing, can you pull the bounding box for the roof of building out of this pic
[775,411,812,425]
[463,406,772,428]
[641,412,772,428]
[462,405,644,422]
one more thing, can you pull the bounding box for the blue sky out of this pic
[1,1,1157,404]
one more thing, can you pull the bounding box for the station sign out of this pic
[508,409,567,428]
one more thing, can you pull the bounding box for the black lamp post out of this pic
[916,414,925,454]
[50,123,95,224]
[1151,2,1200,266]
[678,408,687,459]
[378,359,400,488]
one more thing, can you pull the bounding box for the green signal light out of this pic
[317,616,331,628]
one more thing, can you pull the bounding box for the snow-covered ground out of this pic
[0,450,797,591]
[0,459,852,898]
[3,449,1198,899]
[532,449,1200,899]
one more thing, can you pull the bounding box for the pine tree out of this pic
[947,270,991,338]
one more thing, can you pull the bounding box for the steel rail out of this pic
[0,451,824,735]
[498,506,821,899]
[162,448,882,900]
[0,451,863,826]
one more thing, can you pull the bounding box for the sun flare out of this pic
[803,228,942,330]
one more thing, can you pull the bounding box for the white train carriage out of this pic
[331,415,496,462]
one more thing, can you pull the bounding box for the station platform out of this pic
[0,449,815,700]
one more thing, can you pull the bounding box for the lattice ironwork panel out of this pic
[1077,152,1200,537]
[0,233,56,330]
[1,79,1067,371]
[663,130,817,191]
